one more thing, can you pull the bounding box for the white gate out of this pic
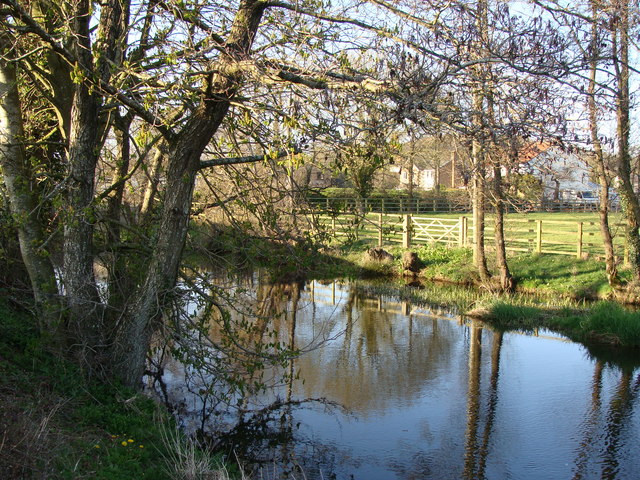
[410,216,463,245]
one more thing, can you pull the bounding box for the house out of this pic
[307,164,334,189]
[297,151,346,190]
[390,164,435,189]
[391,152,470,190]
[514,143,598,202]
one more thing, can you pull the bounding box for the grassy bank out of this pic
[360,242,626,300]
[191,222,640,347]
[469,300,640,347]
[0,301,234,480]
[342,242,640,348]
[191,220,630,300]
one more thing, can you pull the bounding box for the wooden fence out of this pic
[312,213,628,261]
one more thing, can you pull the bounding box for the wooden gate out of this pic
[407,216,465,247]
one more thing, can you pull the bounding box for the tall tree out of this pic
[0,32,59,328]
[469,0,491,281]
[611,0,640,280]
[588,0,619,286]
[1,0,456,387]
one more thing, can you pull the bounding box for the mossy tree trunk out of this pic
[612,1,640,280]
[109,0,267,387]
[492,165,514,292]
[0,43,59,330]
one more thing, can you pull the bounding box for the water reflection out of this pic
[151,275,640,480]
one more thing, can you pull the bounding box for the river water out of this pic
[152,274,640,480]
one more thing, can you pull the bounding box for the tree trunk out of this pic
[105,113,136,321]
[109,0,267,387]
[588,0,618,286]
[62,0,132,368]
[471,0,490,282]
[62,0,105,360]
[471,150,490,281]
[493,165,514,291]
[0,49,59,329]
[408,155,414,199]
[140,146,165,218]
[612,1,640,279]
[32,1,74,140]
[110,107,228,386]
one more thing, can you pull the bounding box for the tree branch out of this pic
[198,148,299,170]
[1,0,175,140]
[154,0,226,46]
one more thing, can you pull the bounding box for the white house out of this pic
[515,143,598,201]
[391,165,436,190]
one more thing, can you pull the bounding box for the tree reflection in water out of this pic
[147,274,640,480]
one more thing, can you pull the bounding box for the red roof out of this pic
[518,142,553,164]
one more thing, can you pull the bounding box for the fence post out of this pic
[326,197,330,210]
[536,219,542,253]
[463,216,468,246]
[416,198,420,213]
[382,198,386,213]
[403,214,412,248]
[458,216,465,247]
[576,221,583,259]
[332,216,336,235]
[378,213,383,247]
[400,198,404,213]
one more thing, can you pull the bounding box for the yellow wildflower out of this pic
[127,439,134,443]
[121,441,128,446]
[139,445,144,449]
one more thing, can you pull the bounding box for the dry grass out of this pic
[159,421,245,480]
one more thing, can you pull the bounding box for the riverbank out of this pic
[332,244,640,348]
[197,227,640,347]
[0,301,238,479]
[195,222,625,297]
[3,231,639,479]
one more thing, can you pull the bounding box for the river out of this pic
[149,273,640,480]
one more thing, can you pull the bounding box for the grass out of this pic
[315,240,640,348]
[475,300,640,348]
[328,241,621,301]
[0,300,233,480]
[509,253,620,298]
[560,301,640,346]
